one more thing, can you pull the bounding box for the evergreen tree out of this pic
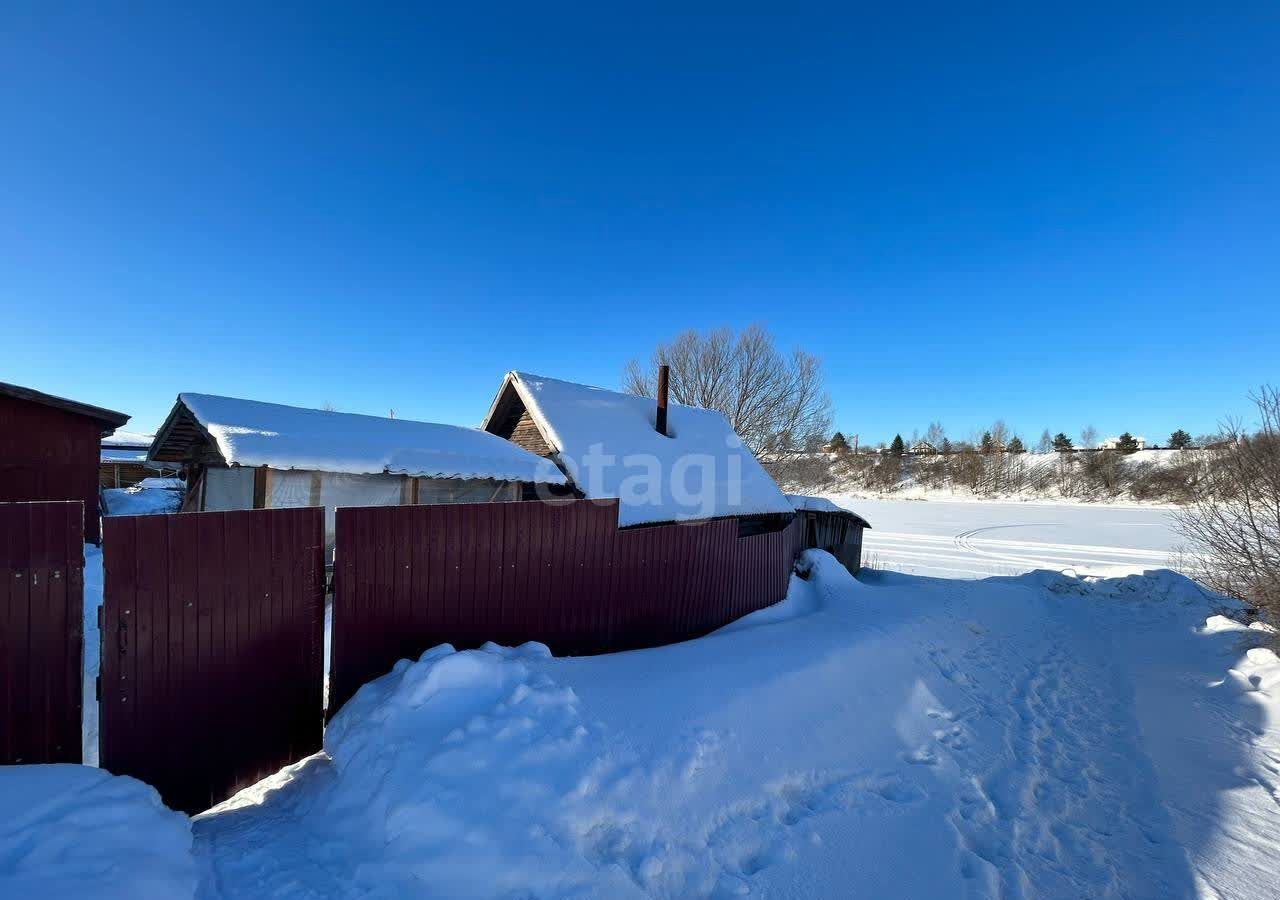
[1116,432,1140,454]
[1007,436,1025,454]
[1052,432,1074,452]
[828,431,850,453]
[1168,429,1192,450]
[980,431,994,454]
[890,434,905,457]
[940,437,953,455]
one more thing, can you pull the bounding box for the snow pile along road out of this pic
[194,552,1280,899]
[0,765,195,900]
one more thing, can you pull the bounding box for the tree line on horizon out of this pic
[827,426,1201,458]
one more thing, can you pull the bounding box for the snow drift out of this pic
[0,765,195,900]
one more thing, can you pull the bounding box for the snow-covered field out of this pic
[840,495,1183,580]
[8,513,1280,899]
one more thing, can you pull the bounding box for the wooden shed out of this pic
[787,495,871,575]
[148,393,568,552]
[0,382,130,542]
[100,431,178,489]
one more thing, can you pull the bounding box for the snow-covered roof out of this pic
[160,393,567,485]
[101,447,148,463]
[102,430,155,448]
[786,494,872,528]
[483,372,793,527]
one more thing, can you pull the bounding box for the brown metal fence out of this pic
[101,507,325,814]
[330,500,803,715]
[0,501,84,765]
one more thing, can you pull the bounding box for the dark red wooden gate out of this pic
[331,500,802,715]
[0,501,84,764]
[101,507,325,814]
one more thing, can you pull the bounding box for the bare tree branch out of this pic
[623,324,833,459]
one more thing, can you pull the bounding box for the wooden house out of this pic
[0,381,130,542]
[148,393,567,551]
[483,371,795,530]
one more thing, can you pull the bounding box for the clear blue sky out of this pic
[2,4,1277,445]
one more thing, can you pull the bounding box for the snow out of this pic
[83,545,102,765]
[25,507,1280,898]
[0,765,195,899]
[784,493,848,514]
[137,476,184,490]
[489,372,791,526]
[834,494,1183,579]
[177,393,567,485]
[101,430,154,447]
[101,447,148,462]
[103,485,183,517]
[189,554,1280,899]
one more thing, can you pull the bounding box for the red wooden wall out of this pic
[330,500,803,715]
[0,501,84,764]
[101,507,325,814]
[0,394,105,542]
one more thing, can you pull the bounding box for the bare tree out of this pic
[623,325,832,458]
[1081,425,1098,449]
[1176,387,1280,615]
[924,421,946,448]
[1036,429,1053,454]
[989,420,1010,449]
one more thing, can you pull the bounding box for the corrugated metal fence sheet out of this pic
[101,507,325,814]
[330,500,803,716]
[0,501,84,764]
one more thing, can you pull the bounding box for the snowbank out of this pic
[0,766,195,900]
[489,372,792,526]
[177,392,566,485]
[102,485,183,516]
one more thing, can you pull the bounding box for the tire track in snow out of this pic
[865,525,1173,580]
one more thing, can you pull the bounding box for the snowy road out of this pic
[829,495,1182,579]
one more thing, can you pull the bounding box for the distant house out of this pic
[100,431,179,489]
[147,393,567,550]
[1098,435,1147,451]
[910,440,938,455]
[481,371,795,529]
[1,381,130,542]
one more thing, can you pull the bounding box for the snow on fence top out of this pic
[174,393,567,485]
[492,372,793,526]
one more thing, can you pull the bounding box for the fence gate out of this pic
[0,501,84,764]
[101,507,324,814]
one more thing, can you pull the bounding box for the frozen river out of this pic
[826,495,1184,579]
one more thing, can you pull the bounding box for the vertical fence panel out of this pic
[329,501,811,718]
[101,507,324,814]
[0,501,84,765]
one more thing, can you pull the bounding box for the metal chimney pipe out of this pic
[655,365,669,437]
